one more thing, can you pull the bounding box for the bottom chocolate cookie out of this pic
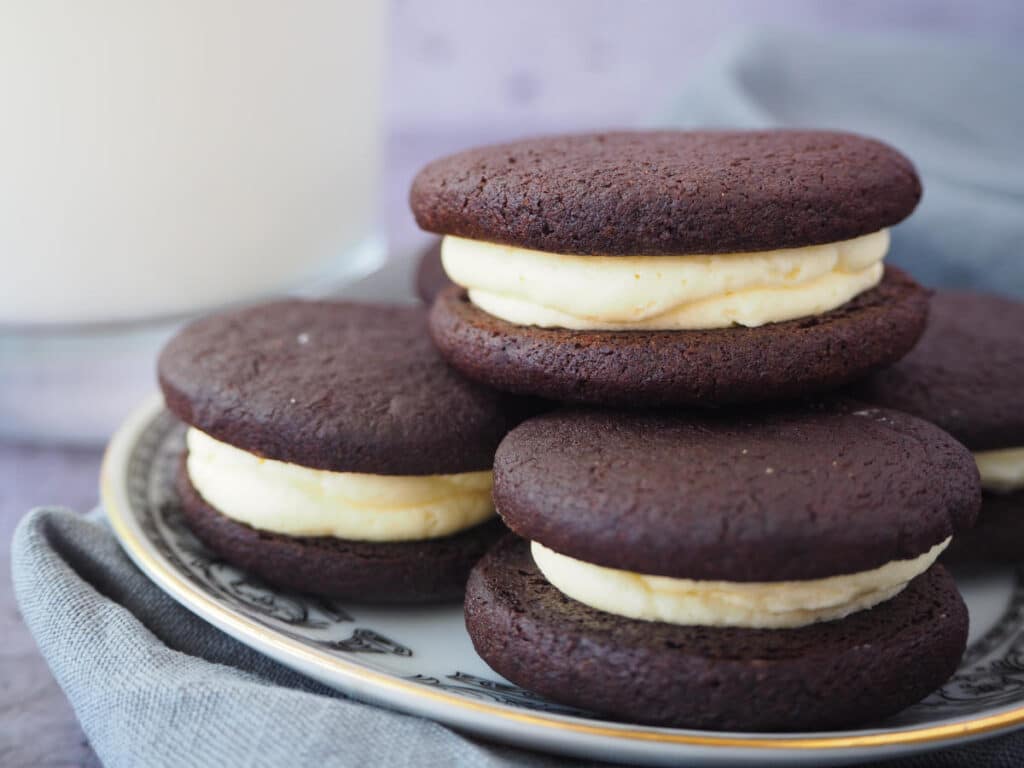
[945,490,1024,564]
[430,267,929,407]
[465,536,967,732]
[177,462,504,603]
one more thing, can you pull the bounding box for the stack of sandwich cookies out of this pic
[159,300,515,602]
[415,130,929,406]
[858,291,1024,561]
[467,406,981,730]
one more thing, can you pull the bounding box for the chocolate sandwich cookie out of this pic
[159,300,518,602]
[857,291,1024,562]
[414,239,451,304]
[467,536,967,732]
[431,269,926,407]
[465,404,980,730]
[414,130,929,406]
[177,461,503,603]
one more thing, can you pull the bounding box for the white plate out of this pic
[102,395,1024,766]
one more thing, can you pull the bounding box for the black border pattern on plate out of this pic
[124,408,1024,723]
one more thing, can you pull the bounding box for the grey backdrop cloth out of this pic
[12,508,1024,767]
[661,29,1024,296]
[12,30,1024,768]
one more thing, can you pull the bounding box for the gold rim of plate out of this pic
[101,394,1024,753]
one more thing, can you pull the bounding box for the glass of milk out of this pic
[0,1,387,442]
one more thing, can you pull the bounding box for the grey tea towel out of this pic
[12,508,572,768]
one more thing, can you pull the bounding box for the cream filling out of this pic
[442,229,888,330]
[530,538,949,629]
[975,447,1024,494]
[185,428,494,541]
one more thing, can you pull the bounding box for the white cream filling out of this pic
[442,229,888,331]
[975,447,1024,494]
[531,538,949,629]
[185,428,494,541]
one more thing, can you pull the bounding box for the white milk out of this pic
[0,1,386,325]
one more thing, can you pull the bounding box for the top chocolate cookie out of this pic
[856,291,1024,450]
[159,300,515,475]
[494,402,979,581]
[411,130,921,255]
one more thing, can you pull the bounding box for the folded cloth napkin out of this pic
[661,29,1024,297]
[12,507,1024,768]
[11,508,574,768]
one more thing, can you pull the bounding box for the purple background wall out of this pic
[381,0,1024,252]
[387,0,1023,133]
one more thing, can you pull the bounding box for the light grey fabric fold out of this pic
[11,508,571,768]
[660,29,1024,297]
